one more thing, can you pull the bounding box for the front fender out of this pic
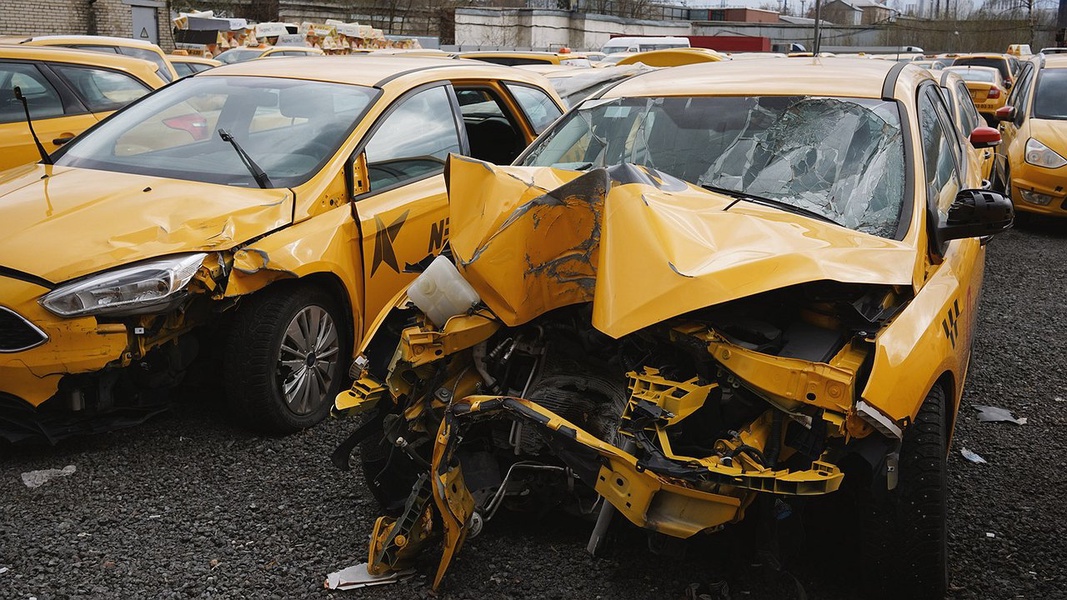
[862,239,984,422]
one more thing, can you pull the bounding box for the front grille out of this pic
[0,307,47,352]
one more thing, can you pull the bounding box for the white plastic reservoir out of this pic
[408,255,481,328]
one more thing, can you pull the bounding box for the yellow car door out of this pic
[354,84,460,331]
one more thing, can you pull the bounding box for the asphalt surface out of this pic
[1,218,1065,600]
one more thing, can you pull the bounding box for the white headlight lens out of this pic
[40,253,207,317]
[1024,138,1067,168]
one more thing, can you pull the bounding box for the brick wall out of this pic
[0,0,91,37]
[0,0,174,50]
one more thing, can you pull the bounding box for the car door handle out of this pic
[52,135,75,146]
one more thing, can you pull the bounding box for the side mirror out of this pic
[970,126,1001,148]
[995,105,1016,122]
[939,189,1013,243]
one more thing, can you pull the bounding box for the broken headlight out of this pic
[40,253,207,318]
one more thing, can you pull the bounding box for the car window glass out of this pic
[1032,68,1067,120]
[457,87,524,164]
[955,82,981,134]
[173,62,194,78]
[918,86,961,219]
[523,95,906,238]
[0,62,64,123]
[116,46,173,82]
[363,85,460,191]
[57,76,376,188]
[1012,65,1035,124]
[51,64,151,112]
[505,83,561,134]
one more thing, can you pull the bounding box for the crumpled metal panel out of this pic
[448,156,607,326]
[0,165,292,282]
[446,156,918,339]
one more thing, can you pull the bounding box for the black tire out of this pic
[864,385,949,599]
[225,283,350,434]
[359,409,422,516]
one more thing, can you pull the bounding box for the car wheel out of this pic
[225,284,350,434]
[863,385,949,599]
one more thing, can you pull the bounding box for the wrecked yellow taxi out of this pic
[0,56,563,443]
[333,59,1012,598]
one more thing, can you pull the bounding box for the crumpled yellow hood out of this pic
[447,157,917,339]
[0,165,292,283]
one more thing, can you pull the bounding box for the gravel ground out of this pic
[2,219,1065,600]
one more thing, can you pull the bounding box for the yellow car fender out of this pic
[863,238,984,423]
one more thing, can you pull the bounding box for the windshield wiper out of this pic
[701,184,841,227]
[218,129,272,189]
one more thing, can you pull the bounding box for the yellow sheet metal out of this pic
[446,157,919,339]
[0,165,292,283]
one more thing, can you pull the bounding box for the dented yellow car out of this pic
[333,59,1012,598]
[0,56,563,442]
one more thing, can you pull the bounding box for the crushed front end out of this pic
[332,159,916,587]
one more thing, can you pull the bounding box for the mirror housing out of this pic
[995,105,1016,122]
[938,189,1014,243]
[970,126,1001,148]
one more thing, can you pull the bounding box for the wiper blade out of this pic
[218,129,272,189]
[701,184,841,227]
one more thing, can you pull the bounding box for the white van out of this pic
[601,36,690,55]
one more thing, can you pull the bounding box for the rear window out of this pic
[952,57,1010,82]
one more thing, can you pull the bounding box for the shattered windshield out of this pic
[522,95,907,238]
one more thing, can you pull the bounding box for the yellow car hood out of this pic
[1027,119,1067,155]
[448,157,917,339]
[0,165,293,283]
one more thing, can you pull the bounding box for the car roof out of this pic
[200,55,558,90]
[169,55,221,66]
[1039,54,1067,68]
[20,35,164,49]
[954,53,1009,61]
[600,57,920,100]
[0,44,165,84]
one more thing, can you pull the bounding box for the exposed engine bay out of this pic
[333,276,906,587]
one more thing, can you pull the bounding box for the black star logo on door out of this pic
[371,210,408,276]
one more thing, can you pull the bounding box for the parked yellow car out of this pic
[995,53,1067,216]
[456,51,591,68]
[334,59,1011,597]
[952,52,1020,87]
[614,47,727,67]
[215,45,326,64]
[169,54,221,77]
[938,68,999,181]
[0,45,166,171]
[0,56,563,443]
[943,65,1008,120]
[17,35,179,82]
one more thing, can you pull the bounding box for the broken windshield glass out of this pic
[522,95,906,239]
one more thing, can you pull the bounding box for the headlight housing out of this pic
[40,253,207,318]
[1024,138,1067,169]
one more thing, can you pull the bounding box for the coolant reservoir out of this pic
[408,255,481,328]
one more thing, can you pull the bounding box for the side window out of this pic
[363,85,461,192]
[116,46,173,82]
[505,83,562,134]
[50,65,151,112]
[0,62,64,123]
[918,85,962,220]
[955,82,981,135]
[456,87,524,164]
[1011,65,1035,125]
